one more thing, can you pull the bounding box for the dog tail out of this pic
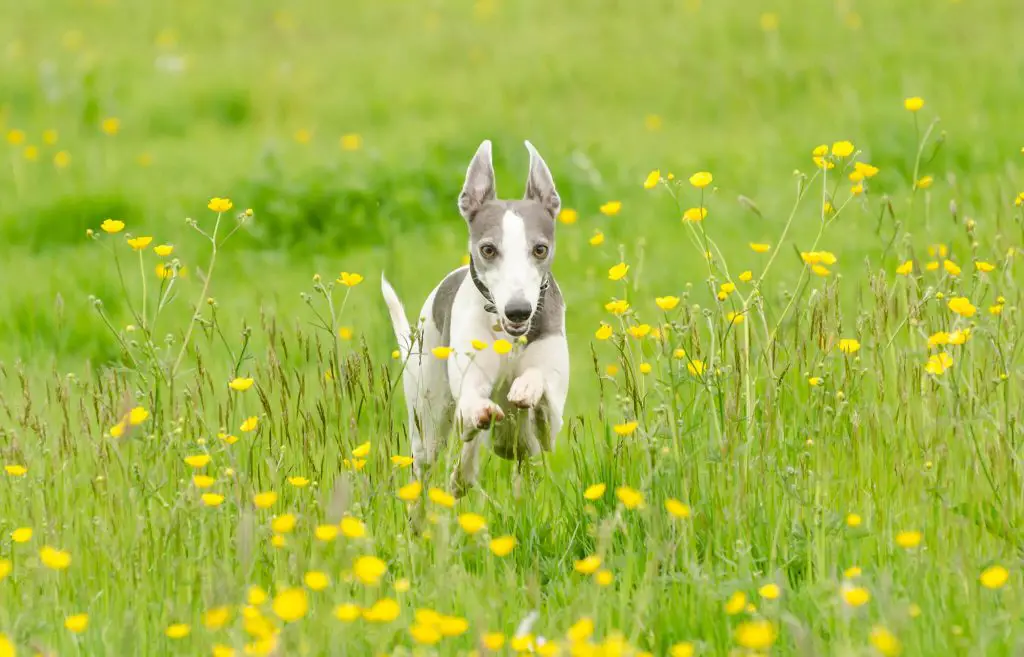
[381,273,413,352]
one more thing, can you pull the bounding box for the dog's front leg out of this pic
[507,335,569,451]
[448,348,503,495]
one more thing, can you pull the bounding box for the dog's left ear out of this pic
[523,140,561,218]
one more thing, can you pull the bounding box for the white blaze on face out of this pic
[486,210,543,321]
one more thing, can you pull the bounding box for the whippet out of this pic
[381,140,570,495]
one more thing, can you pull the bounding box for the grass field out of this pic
[2,0,1023,655]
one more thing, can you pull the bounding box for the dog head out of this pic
[457,140,560,337]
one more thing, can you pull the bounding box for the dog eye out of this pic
[480,244,498,259]
[532,244,549,259]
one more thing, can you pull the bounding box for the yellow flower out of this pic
[270,534,286,548]
[567,617,594,643]
[665,498,690,519]
[808,376,823,386]
[914,175,933,190]
[627,324,651,339]
[655,296,680,311]
[895,530,922,549]
[334,603,362,622]
[202,493,225,507]
[842,585,870,606]
[613,421,638,436]
[271,514,296,534]
[639,362,652,374]
[432,346,453,360]
[127,236,153,250]
[65,613,89,633]
[391,455,414,468]
[489,535,517,557]
[428,487,456,508]
[589,230,605,246]
[739,270,753,282]
[643,170,661,189]
[831,140,855,157]
[846,513,862,527]
[351,441,371,458]
[0,560,9,581]
[558,208,578,224]
[101,219,125,234]
[10,527,32,543]
[352,555,387,585]
[615,485,644,509]
[688,171,713,188]
[208,197,233,212]
[192,475,215,489]
[166,623,191,638]
[975,260,995,272]
[895,260,913,276]
[398,480,422,501]
[458,512,486,534]
[338,326,353,340]
[726,311,744,325]
[870,626,903,657]
[253,491,278,509]
[672,348,687,360]
[54,150,71,168]
[315,524,340,541]
[340,133,362,151]
[595,569,614,587]
[851,183,865,196]
[483,632,506,651]
[813,156,835,170]
[855,161,880,177]
[5,464,27,477]
[758,583,781,600]
[724,591,747,615]
[247,585,268,605]
[225,378,256,394]
[904,96,924,112]
[687,360,706,376]
[154,244,174,257]
[812,144,828,157]
[925,352,953,376]
[943,259,961,276]
[304,570,330,591]
[574,555,601,574]
[410,622,442,645]
[838,339,860,354]
[338,272,364,287]
[338,516,365,539]
[980,565,1009,590]
[6,129,26,145]
[583,483,606,500]
[605,299,630,315]
[844,566,862,579]
[184,454,212,468]
[682,207,707,222]
[470,339,489,351]
[990,303,1004,315]
[363,597,400,622]
[749,242,770,253]
[101,117,120,135]
[608,262,629,281]
[272,587,308,622]
[204,606,232,630]
[287,476,310,488]
[493,339,513,355]
[599,201,622,216]
[595,323,613,340]
[394,578,410,593]
[219,432,239,445]
[947,296,976,317]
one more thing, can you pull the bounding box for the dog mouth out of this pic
[501,319,531,337]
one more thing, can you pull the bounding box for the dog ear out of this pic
[458,140,496,221]
[523,140,560,218]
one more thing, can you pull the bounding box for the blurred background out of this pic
[2,0,1021,386]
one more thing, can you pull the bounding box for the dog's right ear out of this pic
[458,140,496,221]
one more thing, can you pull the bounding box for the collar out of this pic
[468,258,550,317]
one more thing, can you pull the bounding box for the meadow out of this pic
[2,0,1023,654]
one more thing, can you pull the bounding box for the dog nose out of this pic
[504,299,532,323]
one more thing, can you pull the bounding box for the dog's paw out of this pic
[508,369,545,409]
[460,399,505,432]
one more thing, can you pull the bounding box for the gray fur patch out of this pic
[431,266,469,345]
[526,276,564,343]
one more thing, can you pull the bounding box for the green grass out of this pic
[1,0,1023,655]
